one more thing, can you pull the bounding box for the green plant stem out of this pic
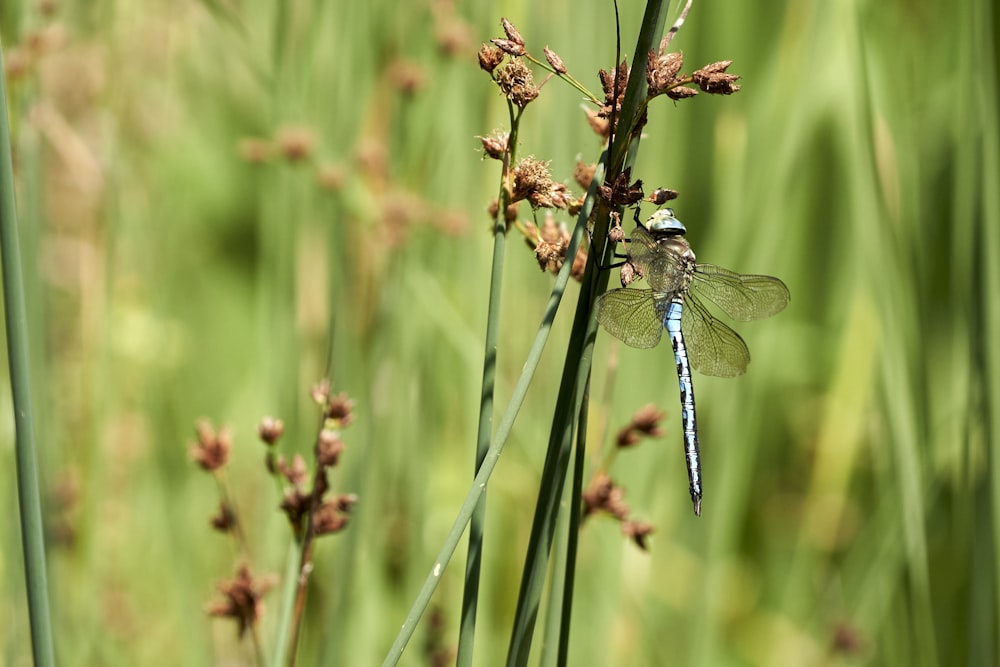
[272,540,303,666]
[456,103,521,667]
[0,38,56,667]
[973,0,1000,642]
[558,378,590,666]
[539,478,570,667]
[380,161,604,667]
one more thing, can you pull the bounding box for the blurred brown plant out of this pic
[206,563,277,638]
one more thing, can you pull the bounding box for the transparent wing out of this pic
[690,264,790,322]
[681,293,751,377]
[595,288,667,349]
[625,226,685,293]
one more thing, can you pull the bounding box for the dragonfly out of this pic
[596,208,789,516]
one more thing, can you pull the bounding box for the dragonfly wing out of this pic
[690,264,790,322]
[596,288,666,349]
[626,226,685,293]
[681,293,751,377]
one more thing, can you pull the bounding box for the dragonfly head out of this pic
[645,208,687,236]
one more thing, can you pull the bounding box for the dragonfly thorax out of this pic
[658,235,696,291]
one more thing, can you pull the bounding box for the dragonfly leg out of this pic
[587,228,631,271]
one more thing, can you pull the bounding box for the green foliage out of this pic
[1,0,998,665]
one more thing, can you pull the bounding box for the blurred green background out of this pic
[1,0,997,665]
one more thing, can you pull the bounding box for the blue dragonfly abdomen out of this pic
[664,296,702,515]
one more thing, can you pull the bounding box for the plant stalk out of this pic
[0,37,56,667]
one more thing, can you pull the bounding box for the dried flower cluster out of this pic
[528,214,587,280]
[580,405,667,550]
[511,157,574,209]
[598,168,644,208]
[598,61,631,131]
[206,564,277,638]
[615,403,666,447]
[191,380,360,645]
[582,472,655,551]
[494,59,539,108]
[271,382,359,538]
[190,420,232,472]
[2,24,67,82]
[646,39,742,101]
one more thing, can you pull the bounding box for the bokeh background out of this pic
[1,0,997,665]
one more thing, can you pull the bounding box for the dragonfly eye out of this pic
[646,208,687,235]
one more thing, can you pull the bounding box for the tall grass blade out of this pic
[972,0,1000,647]
[0,37,56,667]
[456,110,517,667]
[380,169,601,666]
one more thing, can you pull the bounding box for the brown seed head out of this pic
[584,108,610,138]
[325,392,355,426]
[598,169,644,207]
[190,420,231,472]
[598,60,629,121]
[491,38,526,57]
[478,44,505,74]
[573,161,596,191]
[479,131,509,160]
[500,18,525,47]
[616,403,666,447]
[533,215,570,274]
[280,486,311,528]
[582,472,614,517]
[543,46,566,75]
[667,86,699,100]
[693,60,741,95]
[311,378,331,406]
[630,403,666,437]
[275,126,315,162]
[3,48,31,81]
[649,188,679,205]
[257,416,284,446]
[435,18,473,57]
[647,50,684,97]
[545,181,574,210]
[389,59,426,96]
[312,500,350,536]
[316,428,345,468]
[336,493,359,512]
[622,520,654,551]
[238,137,274,164]
[505,202,519,224]
[495,59,538,107]
[206,564,276,638]
[210,501,236,533]
[831,620,864,655]
[604,484,630,520]
[280,453,310,488]
[582,472,631,520]
[511,156,552,206]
